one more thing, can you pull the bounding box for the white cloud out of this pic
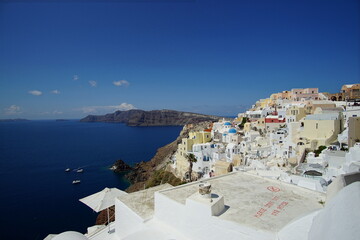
[4,105,22,115]
[53,110,63,115]
[89,80,97,87]
[51,90,60,94]
[117,103,136,110]
[40,110,63,115]
[113,80,129,87]
[28,90,42,96]
[80,103,136,114]
[73,75,79,81]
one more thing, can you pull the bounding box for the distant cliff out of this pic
[80,109,222,126]
[0,119,30,122]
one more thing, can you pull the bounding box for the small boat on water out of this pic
[72,180,81,184]
[65,168,71,172]
[76,169,84,173]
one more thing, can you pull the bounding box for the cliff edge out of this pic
[124,121,213,192]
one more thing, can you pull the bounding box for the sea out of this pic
[0,120,182,240]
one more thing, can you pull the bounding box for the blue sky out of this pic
[0,0,359,119]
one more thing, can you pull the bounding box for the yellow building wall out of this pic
[301,119,340,149]
[232,154,242,166]
[348,117,360,147]
[253,117,266,131]
[305,103,336,114]
[189,131,211,144]
[286,106,306,121]
[244,122,251,132]
[175,131,211,179]
[270,93,278,100]
[260,98,271,108]
[214,161,232,176]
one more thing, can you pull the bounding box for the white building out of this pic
[48,171,360,240]
[114,172,325,240]
[225,143,241,162]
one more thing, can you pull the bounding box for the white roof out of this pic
[309,182,360,240]
[278,181,360,240]
[53,231,88,240]
[246,110,262,115]
[311,100,335,105]
[158,172,324,233]
[305,113,339,121]
[118,184,173,220]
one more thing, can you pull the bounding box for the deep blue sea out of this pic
[0,120,182,240]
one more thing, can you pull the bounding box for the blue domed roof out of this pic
[224,122,231,126]
[222,133,227,136]
[228,128,237,134]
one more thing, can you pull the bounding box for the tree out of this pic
[314,145,327,157]
[238,117,248,129]
[186,153,197,182]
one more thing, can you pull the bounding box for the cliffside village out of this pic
[171,84,360,193]
[46,84,360,240]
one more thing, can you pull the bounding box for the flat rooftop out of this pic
[305,113,339,120]
[117,183,173,220]
[159,172,325,233]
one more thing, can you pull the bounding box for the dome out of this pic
[228,128,237,134]
[53,231,89,240]
[224,122,231,126]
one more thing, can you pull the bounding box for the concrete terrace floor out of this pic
[118,184,173,220]
[159,172,325,233]
[86,172,325,240]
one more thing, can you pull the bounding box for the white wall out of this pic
[115,198,146,239]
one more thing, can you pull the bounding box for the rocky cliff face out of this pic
[80,109,222,126]
[110,159,133,172]
[125,121,213,193]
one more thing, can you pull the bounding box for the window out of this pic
[316,123,318,129]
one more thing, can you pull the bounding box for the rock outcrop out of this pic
[80,109,222,126]
[110,159,133,172]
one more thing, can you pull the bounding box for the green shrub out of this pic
[314,145,327,157]
[145,169,184,188]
